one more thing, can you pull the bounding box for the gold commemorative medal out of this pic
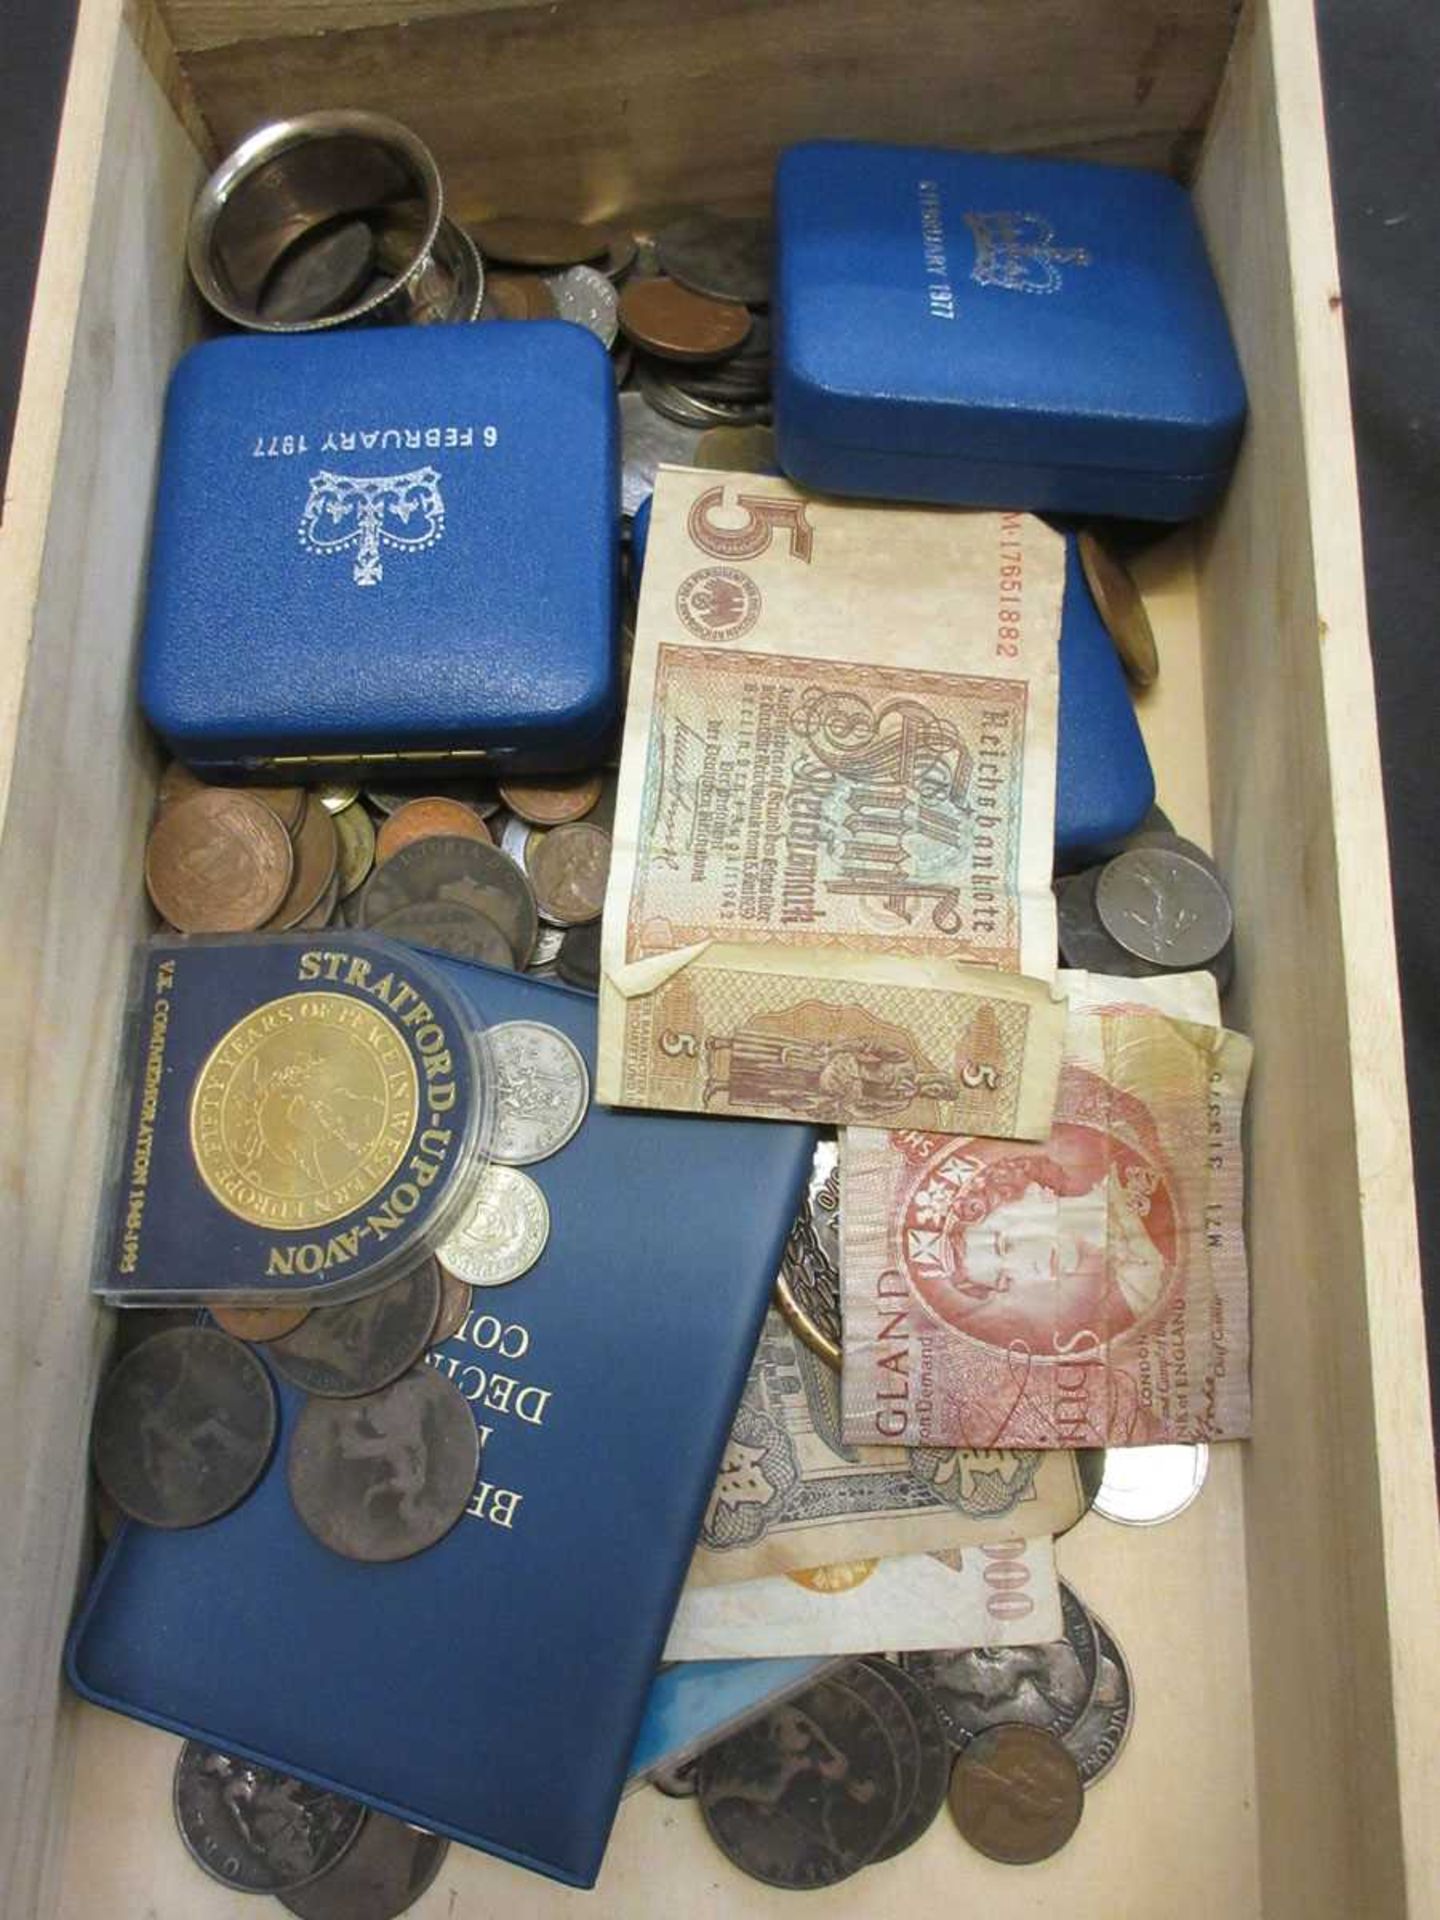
[190,992,419,1231]
[102,934,493,1307]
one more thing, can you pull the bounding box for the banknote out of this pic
[598,469,1067,1133]
[690,1310,1090,1586]
[840,972,1253,1448]
[664,1535,1061,1659]
[599,941,1063,1138]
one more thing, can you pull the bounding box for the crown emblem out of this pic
[964,211,1091,295]
[298,466,445,587]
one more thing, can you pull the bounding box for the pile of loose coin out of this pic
[657,1583,1132,1884]
[142,764,612,991]
[172,1739,447,1919]
[1056,808,1236,988]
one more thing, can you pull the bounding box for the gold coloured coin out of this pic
[211,1302,311,1342]
[190,992,419,1230]
[1078,531,1160,688]
[333,802,376,899]
[694,424,778,473]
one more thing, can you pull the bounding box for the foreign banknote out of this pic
[840,971,1252,1448]
[690,1311,1090,1585]
[664,1534,1061,1660]
[598,469,1067,1135]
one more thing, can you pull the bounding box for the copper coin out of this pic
[145,789,295,933]
[1078,531,1159,688]
[157,763,306,833]
[375,796,494,866]
[618,277,752,362]
[430,1266,472,1345]
[210,1302,310,1343]
[483,271,557,321]
[473,214,605,268]
[264,797,340,930]
[527,821,611,926]
[298,872,342,929]
[586,220,638,281]
[948,1724,1084,1865]
[497,774,604,826]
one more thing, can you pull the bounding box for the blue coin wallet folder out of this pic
[774,140,1247,521]
[140,323,620,776]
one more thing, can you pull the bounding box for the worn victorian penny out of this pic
[528,822,611,926]
[657,211,772,307]
[1062,1610,1134,1786]
[861,1658,953,1860]
[92,1328,276,1528]
[265,1261,442,1398]
[498,774,604,826]
[619,276,752,362]
[145,788,294,932]
[375,796,493,865]
[278,1814,449,1920]
[173,1743,365,1893]
[696,1674,901,1888]
[287,1366,479,1563]
[948,1724,1084,1864]
[369,899,516,967]
[360,835,538,968]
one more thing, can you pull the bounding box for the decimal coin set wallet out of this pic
[140,322,620,776]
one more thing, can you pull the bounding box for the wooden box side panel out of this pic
[149,0,1235,211]
[0,9,204,1916]
[1195,3,1440,1916]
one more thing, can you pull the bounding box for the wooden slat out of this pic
[1194,2,1440,1915]
[157,0,1237,203]
[0,8,205,1917]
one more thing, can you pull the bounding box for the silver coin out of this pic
[1061,1610,1134,1786]
[266,1261,442,1399]
[638,366,772,429]
[620,388,703,516]
[485,1020,590,1165]
[435,1166,549,1287]
[902,1583,1098,1748]
[1093,1442,1210,1526]
[657,212,771,307]
[278,1814,449,1920]
[1122,827,1223,881]
[529,924,566,969]
[287,1366,479,1562]
[1095,846,1234,969]
[359,833,537,969]
[1055,870,1153,976]
[543,264,619,347]
[499,814,535,873]
[173,1743,365,1893]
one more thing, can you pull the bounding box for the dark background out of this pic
[4,3,1438,1441]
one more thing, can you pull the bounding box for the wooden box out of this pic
[2,1,1437,1914]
